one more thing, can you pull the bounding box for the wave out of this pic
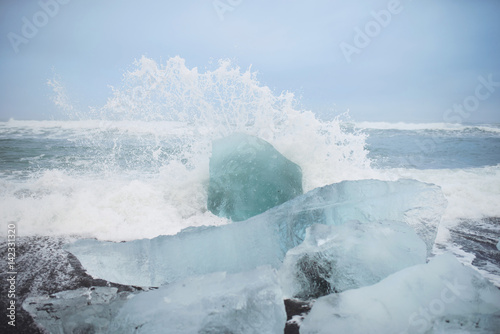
[0,119,186,139]
[1,164,498,242]
[3,56,497,242]
[375,164,500,225]
[0,56,376,240]
[0,168,229,240]
[61,56,373,190]
[354,121,500,134]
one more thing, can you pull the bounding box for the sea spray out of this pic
[97,56,372,190]
[1,57,373,241]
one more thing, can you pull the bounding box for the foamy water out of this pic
[0,57,373,241]
[1,57,499,248]
[355,121,500,134]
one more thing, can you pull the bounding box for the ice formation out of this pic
[208,133,303,221]
[66,218,284,287]
[279,221,427,299]
[108,266,286,334]
[66,179,446,287]
[300,253,500,334]
[280,178,446,255]
[22,287,133,334]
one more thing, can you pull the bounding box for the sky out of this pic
[0,0,499,123]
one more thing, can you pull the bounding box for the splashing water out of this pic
[97,56,372,190]
[1,56,372,241]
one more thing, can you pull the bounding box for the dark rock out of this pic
[284,299,313,334]
[294,253,336,299]
[0,236,141,334]
[437,217,500,287]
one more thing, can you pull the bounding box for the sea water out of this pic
[1,56,499,286]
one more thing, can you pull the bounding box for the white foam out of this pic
[355,121,500,133]
[96,56,373,191]
[0,169,229,241]
[4,164,495,242]
[0,56,375,240]
[375,165,500,227]
[2,57,498,243]
[0,119,186,138]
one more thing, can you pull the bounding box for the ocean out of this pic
[1,120,499,284]
[1,57,500,332]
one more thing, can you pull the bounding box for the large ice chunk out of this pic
[108,266,286,334]
[300,253,500,334]
[67,179,445,287]
[279,221,427,299]
[66,219,283,287]
[276,178,446,255]
[207,133,303,221]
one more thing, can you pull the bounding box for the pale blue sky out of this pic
[1,0,499,122]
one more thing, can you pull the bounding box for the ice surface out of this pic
[108,266,286,334]
[66,219,284,287]
[207,133,303,221]
[300,253,500,334]
[67,179,445,286]
[280,178,446,255]
[279,221,427,299]
[497,239,500,250]
[428,314,500,333]
[22,287,133,334]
